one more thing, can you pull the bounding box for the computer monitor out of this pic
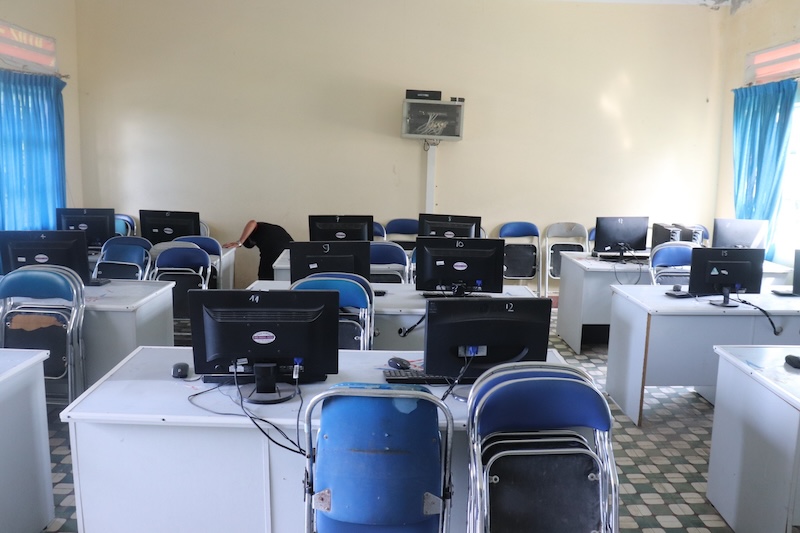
[139,210,201,245]
[592,216,649,258]
[0,230,93,284]
[188,289,339,402]
[289,240,371,283]
[423,297,552,383]
[308,215,374,241]
[711,218,768,248]
[55,208,116,250]
[688,247,765,307]
[418,213,481,238]
[415,237,504,295]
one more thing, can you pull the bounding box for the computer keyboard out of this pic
[383,369,477,385]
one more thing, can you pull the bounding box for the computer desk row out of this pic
[556,251,793,354]
[605,283,800,426]
[247,280,539,350]
[60,345,565,533]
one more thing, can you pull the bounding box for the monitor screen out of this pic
[308,215,374,241]
[55,208,116,250]
[592,216,649,257]
[415,237,504,295]
[424,297,552,382]
[688,247,765,306]
[418,213,481,238]
[0,230,92,284]
[139,210,201,245]
[188,289,339,388]
[289,240,371,283]
[711,218,768,248]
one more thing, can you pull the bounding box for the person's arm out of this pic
[222,220,258,249]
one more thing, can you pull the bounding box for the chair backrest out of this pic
[102,235,153,251]
[149,240,200,260]
[154,246,211,271]
[370,241,410,282]
[174,235,223,257]
[373,221,387,240]
[649,241,697,285]
[499,221,539,239]
[386,218,419,236]
[499,221,541,293]
[304,383,454,533]
[200,220,210,236]
[543,222,588,295]
[94,243,148,280]
[114,213,136,236]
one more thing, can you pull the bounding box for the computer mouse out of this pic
[172,362,189,379]
[673,284,681,292]
[786,355,800,369]
[387,357,411,370]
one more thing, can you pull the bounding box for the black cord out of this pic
[733,295,783,335]
[441,356,474,402]
[399,313,426,337]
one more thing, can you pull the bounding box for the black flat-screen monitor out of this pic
[139,210,201,245]
[188,289,339,396]
[711,218,768,248]
[418,213,481,238]
[688,247,765,307]
[55,208,116,250]
[308,215,374,241]
[0,230,92,284]
[415,237,504,295]
[424,297,552,383]
[592,216,649,257]
[289,240,371,283]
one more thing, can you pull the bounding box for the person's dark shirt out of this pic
[243,222,293,280]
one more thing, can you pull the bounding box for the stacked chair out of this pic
[0,264,86,405]
[369,240,410,283]
[467,362,619,532]
[174,235,223,288]
[498,221,541,296]
[93,235,153,281]
[304,383,454,533]
[291,274,373,349]
[150,246,211,318]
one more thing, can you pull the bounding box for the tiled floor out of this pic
[43,312,734,532]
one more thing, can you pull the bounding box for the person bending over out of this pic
[223,220,293,280]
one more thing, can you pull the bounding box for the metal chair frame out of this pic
[543,222,588,296]
[499,221,541,295]
[370,240,410,283]
[649,241,698,285]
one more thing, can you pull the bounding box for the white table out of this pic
[708,345,800,533]
[214,246,236,289]
[605,284,800,425]
[556,251,792,354]
[248,280,538,350]
[0,349,54,532]
[83,280,175,385]
[61,345,564,533]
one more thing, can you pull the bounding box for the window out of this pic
[771,96,800,265]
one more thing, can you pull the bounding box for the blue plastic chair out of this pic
[649,241,697,285]
[466,364,618,533]
[304,383,454,533]
[373,221,387,240]
[94,243,149,280]
[175,235,224,288]
[291,276,372,349]
[114,213,136,236]
[0,265,86,404]
[499,221,541,295]
[369,241,409,283]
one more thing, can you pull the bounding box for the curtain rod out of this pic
[0,63,69,80]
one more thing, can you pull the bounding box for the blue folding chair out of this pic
[370,241,409,283]
[304,383,454,533]
[175,235,223,288]
[467,363,618,533]
[649,241,697,285]
[499,221,541,295]
[0,265,86,404]
[291,276,372,349]
[373,221,387,241]
[151,247,211,318]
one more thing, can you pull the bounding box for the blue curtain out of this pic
[0,70,67,230]
[732,78,797,259]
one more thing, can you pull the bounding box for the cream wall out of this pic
[4,0,725,286]
[716,0,800,219]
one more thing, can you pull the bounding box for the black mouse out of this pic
[172,362,189,378]
[388,357,411,370]
[673,284,681,292]
[786,355,800,369]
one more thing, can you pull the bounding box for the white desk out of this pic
[0,349,54,532]
[215,246,236,289]
[708,345,800,533]
[272,247,411,283]
[557,251,792,354]
[83,280,175,385]
[248,280,538,350]
[605,284,800,425]
[61,345,564,533]
[556,252,651,353]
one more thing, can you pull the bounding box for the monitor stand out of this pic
[709,287,738,308]
[242,363,296,405]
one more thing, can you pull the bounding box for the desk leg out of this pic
[605,293,648,426]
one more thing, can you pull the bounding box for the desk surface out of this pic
[610,283,800,315]
[84,279,175,310]
[713,345,800,410]
[0,349,48,382]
